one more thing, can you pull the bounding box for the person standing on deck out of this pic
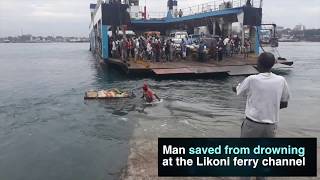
[180,39,187,59]
[165,40,171,62]
[138,37,145,61]
[112,39,117,58]
[130,38,135,58]
[234,35,241,54]
[120,39,124,61]
[161,38,166,61]
[116,39,121,57]
[223,36,230,56]
[230,38,235,56]
[178,9,183,17]
[244,38,251,59]
[155,38,161,62]
[233,52,290,179]
[134,38,139,61]
[147,40,152,60]
[217,38,224,61]
[132,38,135,54]
[151,38,156,62]
[209,37,217,60]
[126,38,132,60]
[198,41,205,62]
[123,38,129,62]
[169,39,174,62]
[108,37,113,58]
[226,40,231,57]
[174,9,179,18]
[246,0,252,6]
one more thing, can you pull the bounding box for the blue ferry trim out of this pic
[131,7,243,24]
[101,25,109,60]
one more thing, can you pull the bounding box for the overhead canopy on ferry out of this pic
[128,6,261,34]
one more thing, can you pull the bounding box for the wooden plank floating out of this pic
[84,89,131,100]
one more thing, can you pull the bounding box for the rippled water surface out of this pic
[0,42,319,180]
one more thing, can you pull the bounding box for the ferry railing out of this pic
[144,0,261,19]
[179,0,261,17]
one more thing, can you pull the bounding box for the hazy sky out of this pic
[0,0,319,37]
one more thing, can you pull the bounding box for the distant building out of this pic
[0,35,88,43]
[19,34,32,42]
[46,36,55,42]
[293,24,306,31]
[56,36,65,42]
[276,26,285,32]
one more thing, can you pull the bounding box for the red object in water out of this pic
[143,83,155,102]
[143,83,148,91]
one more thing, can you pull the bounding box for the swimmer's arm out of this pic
[232,84,238,93]
[233,77,251,95]
[154,94,161,101]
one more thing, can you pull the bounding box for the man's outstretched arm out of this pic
[233,77,250,95]
[280,102,288,109]
[280,79,290,109]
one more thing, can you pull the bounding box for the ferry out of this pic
[89,0,293,77]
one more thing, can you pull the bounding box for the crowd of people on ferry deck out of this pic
[108,34,252,63]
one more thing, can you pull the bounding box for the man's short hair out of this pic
[258,52,276,70]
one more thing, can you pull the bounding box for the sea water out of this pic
[0,42,319,180]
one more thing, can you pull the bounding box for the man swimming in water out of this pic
[142,83,161,103]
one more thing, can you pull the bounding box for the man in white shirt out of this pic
[223,36,230,46]
[233,52,290,138]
